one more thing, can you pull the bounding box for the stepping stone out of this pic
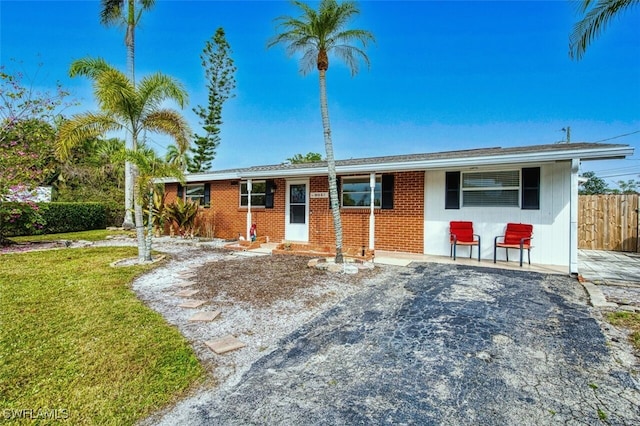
[175,289,200,297]
[189,310,221,322]
[178,299,207,309]
[205,335,246,354]
[176,281,195,288]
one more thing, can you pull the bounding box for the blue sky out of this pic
[1,0,639,187]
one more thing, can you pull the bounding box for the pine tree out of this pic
[189,28,237,172]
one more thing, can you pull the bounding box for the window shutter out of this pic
[445,171,460,209]
[203,183,211,207]
[177,184,183,199]
[265,180,274,209]
[381,174,394,209]
[521,167,540,210]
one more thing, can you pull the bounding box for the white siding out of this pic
[424,161,571,271]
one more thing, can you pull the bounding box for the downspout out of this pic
[570,159,579,276]
[246,179,252,241]
[369,173,376,251]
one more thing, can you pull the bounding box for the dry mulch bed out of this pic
[190,253,378,308]
[0,240,64,254]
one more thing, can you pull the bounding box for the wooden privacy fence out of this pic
[578,194,639,252]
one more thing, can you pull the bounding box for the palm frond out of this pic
[569,0,638,60]
[138,73,188,112]
[56,113,121,161]
[143,110,192,153]
[69,57,114,79]
[268,0,375,76]
[94,68,138,116]
[99,0,123,25]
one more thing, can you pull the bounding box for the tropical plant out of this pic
[123,146,183,260]
[268,0,375,262]
[569,0,638,60]
[286,152,323,164]
[143,188,167,236]
[165,198,200,238]
[165,142,192,171]
[100,0,156,227]
[189,27,237,173]
[56,57,191,263]
[54,137,125,204]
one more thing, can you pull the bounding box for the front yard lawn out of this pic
[0,247,204,424]
[9,229,134,243]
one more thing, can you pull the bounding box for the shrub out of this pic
[103,202,125,228]
[40,203,107,234]
[165,199,199,237]
[1,202,111,238]
[0,201,46,240]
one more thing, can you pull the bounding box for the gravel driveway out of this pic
[137,247,639,425]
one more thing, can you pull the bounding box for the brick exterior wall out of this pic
[163,171,425,253]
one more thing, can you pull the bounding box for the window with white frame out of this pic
[240,181,266,207]
[461,170,520,207]
[341,176,382,208]
[185,184,206,205]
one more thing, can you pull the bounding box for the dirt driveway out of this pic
[136,246,639,425]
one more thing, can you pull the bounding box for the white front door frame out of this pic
[285,179,309,242]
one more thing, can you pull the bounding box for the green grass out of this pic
[607,311,640,351]
[9,229,135,243]
[0,247,204,425]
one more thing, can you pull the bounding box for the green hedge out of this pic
[41,203,107,234]
[103,202,125,228]
[1,202,110,237]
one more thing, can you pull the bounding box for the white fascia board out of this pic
[157,146,633,182]
[156,171,241,183]
[334,146,635,174]
[241,167,328,179]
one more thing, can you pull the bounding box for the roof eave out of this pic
[254,145,636,176]
[158,145,634,182]
[338,145,635,173]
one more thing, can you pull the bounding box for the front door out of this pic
[285,180,309,242]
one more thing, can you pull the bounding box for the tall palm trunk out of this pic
[126,0,148,262]
[319,69,344,263]
[145,188,154,261]
[122,0,136,228]
[133,165,149,262]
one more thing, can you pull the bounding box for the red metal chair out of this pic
[493,223,533,267]
[449,221,481,261]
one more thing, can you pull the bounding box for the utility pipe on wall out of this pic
[570,159,579,275]
[369,172,376,251]
[246,179,252,241]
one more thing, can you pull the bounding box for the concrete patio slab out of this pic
[579,249,640,285]
[205,335,246,354]
[174,289,200,297]
[374,250,567,275]
[177,271,196,279]
[178,299,207,309]
[188,311,221,322]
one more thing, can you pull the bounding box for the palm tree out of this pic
[268,0,374,263]
[56,57,191,263]
[126,145,184,261]
[165,143,192,172]
[100,0,156,228]
[569,0,638,60]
